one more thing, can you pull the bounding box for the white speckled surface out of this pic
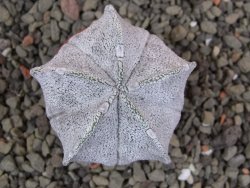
[30,5,196,166]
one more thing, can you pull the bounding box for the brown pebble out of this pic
[22,35,34,47]
[242,168,250,175]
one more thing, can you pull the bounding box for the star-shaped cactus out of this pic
[30,5,196,166]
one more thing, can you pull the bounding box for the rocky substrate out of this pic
[0,0,250,188]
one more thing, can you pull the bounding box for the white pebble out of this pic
[178,169,191,181]
[190,21,197,27]
[233,74,238,80]
[2,47,11,57]
[187,174,194,184]
[201,148,213,156]
[205,38,212,46]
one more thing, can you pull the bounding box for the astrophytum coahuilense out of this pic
[30,5,196,166]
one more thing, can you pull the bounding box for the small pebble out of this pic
[26,152,45,172]
[223,146,237,161]
[171,25,187,42]
[92,175,109,186]
[223,35,242,49]
[228,154,246,168]
[0,139,13,154]
[178,169,191,181]
[0,155,16,172]
[200,21,217,34]
[166,6,182,16]
[0,5,10,22]
[202,111,214,126]
[238,175,250,187]
[38,0,53,13]
[238,56,250,73]
[148,169,165,182]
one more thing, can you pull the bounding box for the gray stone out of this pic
[203,98,216,109]
[132,0,145,6]
[47,182,57,188]
[26,134,35,153]
[32,138,42,151]
[223,146,237,161]
[170,134,180,147]
[22,162,34,173]
[109,171,124,188]
[83,0,98,11]
[238,56,250,73]
[244,3,250,13]
[50,154,62,167]
[25,179,38,188]
[11,115,23,128]
[223,126,242,147]
[233,103,244,113]
[92,175,109,186]
[166,6,182,16]
[6,96,18,109]
[193,182,202,188]
[133,162,146,182]
[225,13,239,24]
[24,104,44,120]
[202,111,214,126]
[238,175,250,187]
[243,91,250,102]
[228,154,245,168]
[171,25,187,42]
[148,169,165,182]
[223,35,242,49]
[212,126,242,149]
[0,140,13,154]
[39,176,51,187]
[0,5,10,22]
[211,6,222,17]
[14,143,26,156]
[199,126,211,134]
[0,174,9,188]
[26,152,45,172]
[171,148,182,158]
[217,57,228,67]
[200,1,212,12]
[0,104,8,120]
[81,11,95,21]
[50,9,62,21]
[16,45,27,57]
[227,84,245,96]
[51,20,60,42]
[234,115,242,126]
[212,176,227,188]
[0,79,7,94]
[0,155,16,172]
[38,0,53,13]
[21,14,34,24]
[201,21,217,34]
[42,141,50,157]
[245,143,250,159]
[46,135,55,147]
[1,118,12,133]
[225,167,239,179]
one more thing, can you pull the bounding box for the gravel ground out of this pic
[0,0,250,188]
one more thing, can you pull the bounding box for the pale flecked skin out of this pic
[30,5,196,167]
